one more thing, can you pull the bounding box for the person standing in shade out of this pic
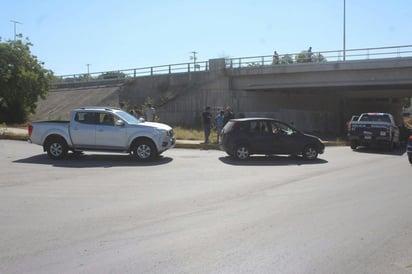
[145,103,156,122]
[202,106,212,144]
[215,110,225,143]
[223,106,235,126]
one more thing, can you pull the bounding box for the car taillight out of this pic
[409,135,412,142]
[28,125,33,137]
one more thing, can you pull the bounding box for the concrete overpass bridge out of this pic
[228,57,412,97]
[48,45,412,135]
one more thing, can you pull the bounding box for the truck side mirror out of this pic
[115,120,125,126]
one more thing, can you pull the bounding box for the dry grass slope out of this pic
[31,84,122,121]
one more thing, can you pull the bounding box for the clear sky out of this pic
[1,0,411,76]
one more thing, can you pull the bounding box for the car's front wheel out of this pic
[234,145,250,161]
[132,139,156,161]
[302,145,318,160]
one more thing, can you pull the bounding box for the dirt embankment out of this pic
[31,84,121,121]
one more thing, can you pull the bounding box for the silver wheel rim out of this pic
[50,143,63,157]
[137,144,151,159]
[236,147,249,160]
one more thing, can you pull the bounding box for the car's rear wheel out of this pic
[132,139,156,161]
[234,145,250,161]
[45,137,68,160]
[302,145,318,160]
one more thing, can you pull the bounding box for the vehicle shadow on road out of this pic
[352,146,406,156]
[219,155,328,166]
[14,153,173,168]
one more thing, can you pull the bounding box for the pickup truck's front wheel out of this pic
[45,137,68,160]
[132,139,156,161]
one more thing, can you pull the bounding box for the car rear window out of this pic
[222,121,236,133]
[360,114,391,123]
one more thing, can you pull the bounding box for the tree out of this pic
[295,50,312,63]
[97,71,126,80]
[0,38,52,123]
[295,50,327,63]
[280,54,294,64]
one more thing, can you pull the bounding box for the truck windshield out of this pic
[116,110,140,124]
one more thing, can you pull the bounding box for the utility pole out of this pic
[190,51,197,71]
[10,20,22,41]
[86,64,91,75]
[343,0,346,61]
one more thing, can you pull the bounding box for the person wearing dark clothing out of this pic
[223,106,235,126]
[202,106,213,144]
[273,51,279,64]
[307,46,313,61]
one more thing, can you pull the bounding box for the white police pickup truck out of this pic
[28,107,175,160]
[348,112,400,150]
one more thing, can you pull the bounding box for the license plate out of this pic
[364,135,371,140]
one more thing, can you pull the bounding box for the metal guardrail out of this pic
[55,61,209,85]
[55,45,412,84]
[226,45,412,69]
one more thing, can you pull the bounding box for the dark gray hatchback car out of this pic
[220,118,325,160]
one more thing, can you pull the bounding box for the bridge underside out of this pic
[243,83,412,98]
[233,83,411,135]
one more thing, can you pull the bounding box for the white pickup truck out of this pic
[28,107,175,160]
[348,112,400,150]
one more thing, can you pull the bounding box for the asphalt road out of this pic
[1,140,411,274]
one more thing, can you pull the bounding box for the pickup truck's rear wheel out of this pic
[350,140,358,150]
[132,139,156,161]
[387,140,394,151]
[45,137,68,160]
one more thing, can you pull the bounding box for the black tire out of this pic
[234,145,250,161]
[387,140,394,151]
[132,139,156,161]
[45,137,68,160]
[350,140,357,150]
[302,145,318,160]
[408,155,412,164]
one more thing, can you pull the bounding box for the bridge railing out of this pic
[54,45,412,84]
[55,61,209,85]
[225,45,412,69]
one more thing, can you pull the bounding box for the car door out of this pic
[95,112,127,149]
[268,121,301,154]
[70,111,97,147]
[248,120,273,154]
